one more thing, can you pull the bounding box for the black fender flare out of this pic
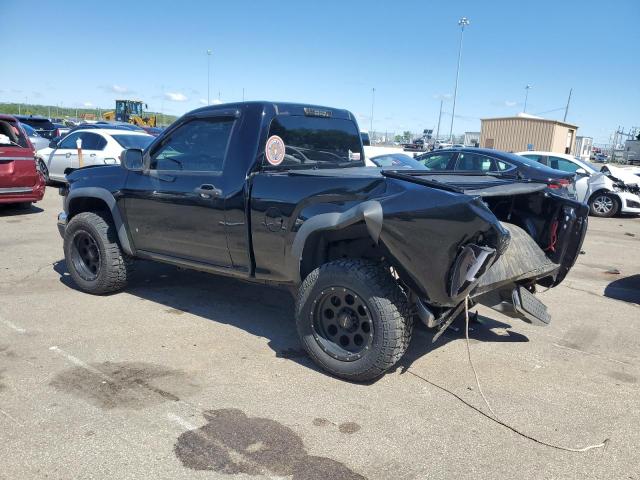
[66,187,134,255]
[287,200,383,283]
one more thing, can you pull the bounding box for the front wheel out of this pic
[589,192,619,217]
[63,211,132,294]
[295,259,412,381]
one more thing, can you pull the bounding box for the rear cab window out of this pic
[266,115,363,169]
[19,118,55,131]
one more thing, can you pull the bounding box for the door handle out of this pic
[194,184,222,199]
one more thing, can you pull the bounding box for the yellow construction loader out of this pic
[102,100,157,127]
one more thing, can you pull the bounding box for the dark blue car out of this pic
[414,147,576,193]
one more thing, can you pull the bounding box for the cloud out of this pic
[491,100,519,108]
[100,84,132,94]
[32,91,43,98]
[433,93,453,100]
[83,102,93,107]
[211,99,223,105]
[198,98,208,105]
[165,92,188,102]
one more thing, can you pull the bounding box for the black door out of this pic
[122,116,236,268]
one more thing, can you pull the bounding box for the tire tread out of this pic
[296,258,412,381]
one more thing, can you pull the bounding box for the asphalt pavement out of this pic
[1,188,639,479]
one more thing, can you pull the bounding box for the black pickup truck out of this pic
[57,101,588,381]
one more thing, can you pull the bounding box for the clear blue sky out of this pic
[1,0,638,142]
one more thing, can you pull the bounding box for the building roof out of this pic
[480,115,577,129]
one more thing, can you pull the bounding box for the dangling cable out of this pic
[462,296,608,452]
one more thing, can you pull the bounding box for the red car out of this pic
[0,114,46,208]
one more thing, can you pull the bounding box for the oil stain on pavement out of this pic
[175,408,366,479]
[49,361,197,409]
[312,417,362,434]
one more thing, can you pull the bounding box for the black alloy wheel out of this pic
[312,287,374,362]
[70,230,102,281]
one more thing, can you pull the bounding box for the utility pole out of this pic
[207,49,212,105]
[449,16,470,143]
[563,88,572,122]
[370,87,375,139]
[523,84,532,113]
[435,99,443,141]
[242,88,245,102]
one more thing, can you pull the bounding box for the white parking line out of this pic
[0,316,26,334]
[166,412,198,431]
[48,346,112,380]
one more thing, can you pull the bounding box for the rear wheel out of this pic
[296,259,412,381]
[64,211,132,294]
[589,192,619,217]
[36,158,49,184]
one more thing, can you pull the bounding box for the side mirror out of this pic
[122,148,144,171]
[575,167,590,176]
[49,139,59,148]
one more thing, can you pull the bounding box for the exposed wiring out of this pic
[545,220,558,252]
[407,297,609,453]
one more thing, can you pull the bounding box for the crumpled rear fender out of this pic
[377,182,509,307]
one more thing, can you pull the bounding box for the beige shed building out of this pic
[480,115,578,154]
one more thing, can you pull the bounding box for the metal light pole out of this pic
[370,87,375,139]
[207,49,212,105]
[523,84,532,112]
[448,16,469,143]
[435,99,443,141]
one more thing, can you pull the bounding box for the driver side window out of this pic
[150,117,235,172]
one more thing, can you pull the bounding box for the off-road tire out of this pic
[64,211,132,294]
[296,259,412,381]
[589,192,619,218]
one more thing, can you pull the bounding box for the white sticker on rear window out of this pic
[265,135,285,166]
[349,150,360,161]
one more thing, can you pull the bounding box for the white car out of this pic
[37,129,154,183]
[516,151,640,217]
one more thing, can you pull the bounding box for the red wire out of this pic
[546,220,558,252]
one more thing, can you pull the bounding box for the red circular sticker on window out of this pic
[265,135,285,166]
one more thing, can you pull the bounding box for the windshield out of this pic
[371,154,427,170]
[267,115,363,168]
[511,153,554,170]
[578,159,599,172]
[20,123,39,136]
[112,134,154,149]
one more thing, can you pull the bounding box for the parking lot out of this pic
[1,187,639,479]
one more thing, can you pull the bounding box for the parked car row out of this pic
[0,113,156,200]
[368,147,640,218]
[37,129,154,183]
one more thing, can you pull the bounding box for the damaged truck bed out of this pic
[57,101,588,381]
